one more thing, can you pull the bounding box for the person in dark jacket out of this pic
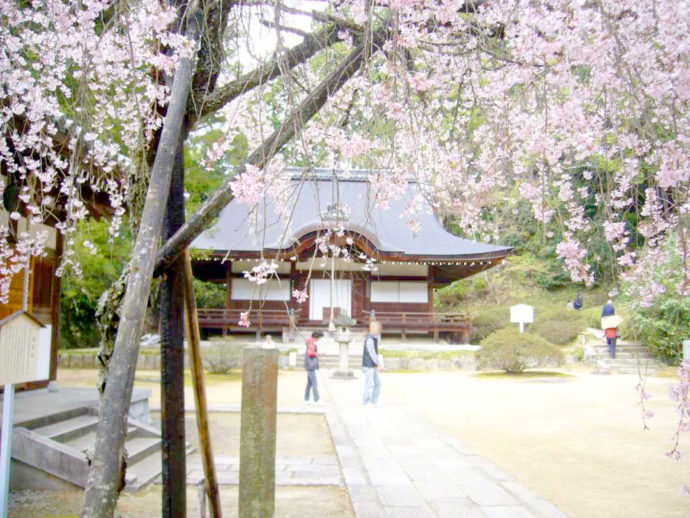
[304,330,324,405]
[601,300,617,358]
[601,299,615,317]
[573,291,583,310]
[362,321,382,406]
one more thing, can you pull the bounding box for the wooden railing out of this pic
[197,308,298,330]
[196,308,470,343]
[366,311,470,343]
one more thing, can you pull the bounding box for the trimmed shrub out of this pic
[202,342,243,373]
[533,307,585,345]
[476,327,564,373]
[470,307,510,343]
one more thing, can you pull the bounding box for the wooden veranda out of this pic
[197,308,470,343]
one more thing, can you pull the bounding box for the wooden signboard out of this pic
[0,311,49,385]
[510,304,534,324]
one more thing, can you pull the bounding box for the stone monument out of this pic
[331,313,357,379]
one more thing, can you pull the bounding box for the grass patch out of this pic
[58,347,98,355]
[59,347,161,356]
[380,349,475,360]
[472,370,575,380]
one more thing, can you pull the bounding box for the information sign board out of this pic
[0,311,49,385]
[510,304,534,324]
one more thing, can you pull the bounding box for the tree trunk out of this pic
[81,12,201,517]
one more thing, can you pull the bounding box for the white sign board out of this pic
[510,304,534,324]
[0,312,49,385]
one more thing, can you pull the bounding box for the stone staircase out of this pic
[12,406,192,491]
[584,336,666,374]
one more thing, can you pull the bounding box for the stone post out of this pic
[239,346,278,518]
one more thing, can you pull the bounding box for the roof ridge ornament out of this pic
[321,202,349,222]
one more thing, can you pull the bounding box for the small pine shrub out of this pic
[470,307,510,342]
[202,342,243,373]
[533,307,585,345]
[476,327,564,373]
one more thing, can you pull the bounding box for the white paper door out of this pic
[309,279,352,320]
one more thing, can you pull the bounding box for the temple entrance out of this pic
[309,279,352,321]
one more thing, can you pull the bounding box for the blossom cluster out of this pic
[0,0,186,302]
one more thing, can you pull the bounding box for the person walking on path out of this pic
[304,330,324,405]
[601,299,618,358]
[601,299,615,317]
[362,321,382,406]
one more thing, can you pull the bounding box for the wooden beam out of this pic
[184,250,222,518]
[160,129,187,517]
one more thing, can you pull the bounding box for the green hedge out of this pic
[533,307,585,345]
[476,327,564,373]
[470,307,510,343]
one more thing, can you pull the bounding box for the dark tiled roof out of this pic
[192,168,512,260]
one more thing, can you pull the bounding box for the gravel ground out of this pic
[382,366,689,518]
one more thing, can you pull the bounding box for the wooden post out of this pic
[239,346,278,518]
[223,263,232,337]
[160,129,187,517]
[183,250,222,518]
[49,231,64,382]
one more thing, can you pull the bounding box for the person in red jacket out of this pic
[304,330,324,405]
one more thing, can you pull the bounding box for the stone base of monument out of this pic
[331,369,357,379]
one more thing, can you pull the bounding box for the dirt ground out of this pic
[158,412,334,457]
[56,368,311,408]
[10,368,350,518]
[35,366,690,517]
[9,486,353,517]
[382,367,689,518]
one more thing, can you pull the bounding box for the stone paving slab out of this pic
[185,454,343,487]
[319,369,567,518]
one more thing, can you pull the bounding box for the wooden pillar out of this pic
[49,232,64,381]
[427,265,434,314]
[159,129,187,517]
[289,261,296,308]
[224,263,232,337]
[239,346,278,518]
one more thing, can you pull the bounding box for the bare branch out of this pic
[259,19,310,38]
[189,23,344,125]
[155,22,391,275]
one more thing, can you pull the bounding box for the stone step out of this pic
[124,443,196,492]
[319,355,363,368]
[601,357,659,369]
[616,367,658,375]
[32,414,99,442]
[125,450,162,492]
[589,351,655,360]
[63,425,138,453]
[126,436,162,464]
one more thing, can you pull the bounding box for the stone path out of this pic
[319,369,567,518]
[186,454,342,487]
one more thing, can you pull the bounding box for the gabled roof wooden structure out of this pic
[192,168,512,284]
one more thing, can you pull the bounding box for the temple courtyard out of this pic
[9,365,688,518]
